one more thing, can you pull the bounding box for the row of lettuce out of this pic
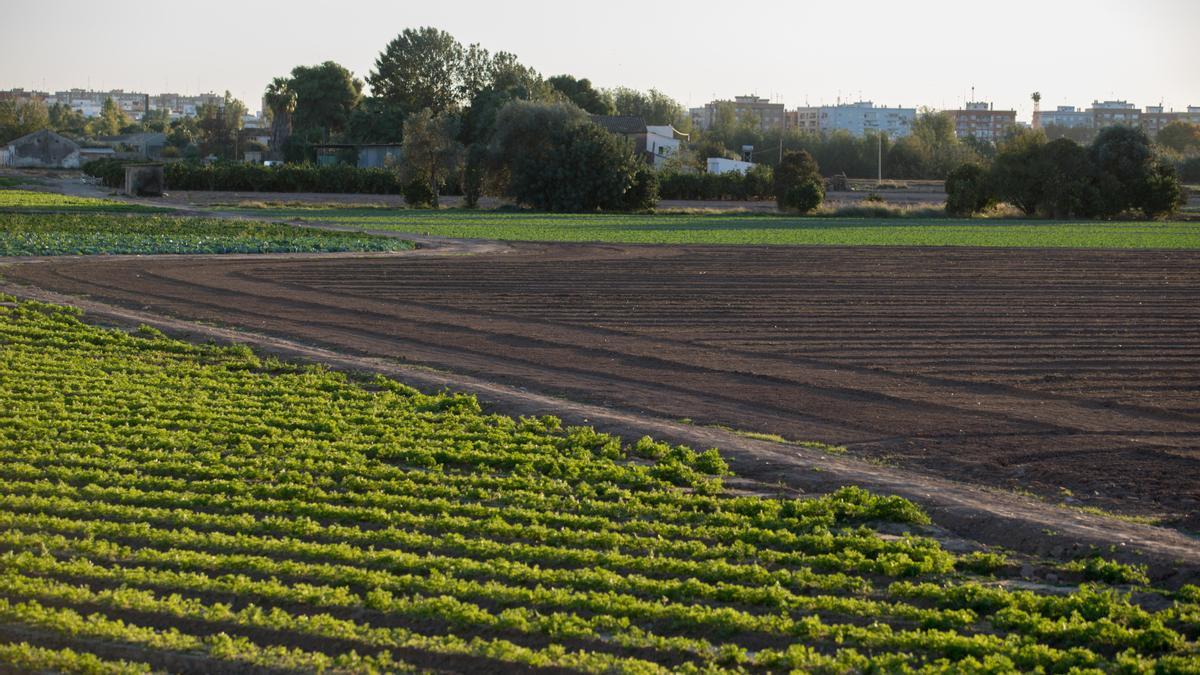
[0,297,1198,673]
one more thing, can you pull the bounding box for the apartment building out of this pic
[1039,105,1093,129]
[787,101,915,138]
[1140,105,1200,136]
[689,96,786,132]
[1089,100,1140,129]
[945,102,1017,141]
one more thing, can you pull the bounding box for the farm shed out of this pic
[3,129,81,168]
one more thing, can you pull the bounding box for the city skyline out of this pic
[2,0,1198,121]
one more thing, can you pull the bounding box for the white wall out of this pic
[646,126,682,168]
[707,158,755,175]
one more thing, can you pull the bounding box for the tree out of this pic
[775,150,824,213]
[0,99,50,143]
[909,110,974,177]
[346,97,406,144]
[142,108,171,133]
[547,75,614,115]
[368,27,466,115]
[608,87,688,128]
[1089,125,1155,216]
[1037,138,1100,218]
[400,109,464,207]
[944,163,993,216]
[1138,161,1184,219]
[288,62,362,141]
[488,100,647,211]
[1156,122,1200,154]
[93,98,128,137]
[195,92,246,159]
[263,77,296,157]
[47,103,85,137]
[885,136,931,179]
[990,127,1047,215]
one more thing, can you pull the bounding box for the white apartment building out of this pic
[787,101,915,138]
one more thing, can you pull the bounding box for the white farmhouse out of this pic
[645,125,688,169]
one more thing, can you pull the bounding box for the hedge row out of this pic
[83,160,409,195]
[657,167,775,201]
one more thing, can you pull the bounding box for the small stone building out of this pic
[4,129,82,168]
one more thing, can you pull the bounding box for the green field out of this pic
[0,189,160,213]
[241,207,1200,249]
[0,297,1197,673]
[0,213,412,256]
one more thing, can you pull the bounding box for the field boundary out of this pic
[3,280,1197,584]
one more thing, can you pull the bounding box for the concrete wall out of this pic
[707,158,755,175]
[123,164,164,197]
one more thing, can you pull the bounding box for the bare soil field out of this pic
[5,243,1199,531]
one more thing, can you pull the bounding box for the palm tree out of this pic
[264,77,296,159]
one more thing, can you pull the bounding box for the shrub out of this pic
[944,163,993,216]
[775,150,824,213]
[1140,161,1185,219]
[780,181,824,213]
[402,178,436,208]
[622,164,659,211]
[82,158,131,188]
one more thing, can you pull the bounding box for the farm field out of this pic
[0,188,160,213]
[1,297,1198,673]
[0,191,411,256]
[251,207,1200,249]
[7,243,1198,530]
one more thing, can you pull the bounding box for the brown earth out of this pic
[4,243,1199,536]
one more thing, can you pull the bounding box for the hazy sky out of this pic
[2,0,1197,121]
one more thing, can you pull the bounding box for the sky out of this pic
[2,0,1197,121]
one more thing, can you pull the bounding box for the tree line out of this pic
[945,126,1185,219]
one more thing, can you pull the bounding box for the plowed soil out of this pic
[6,243,1200,527]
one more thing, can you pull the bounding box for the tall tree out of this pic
[288,62,362,141]
[547,75,614,115]
[1156,121,1200,154]
[368,27,465,115]
[195,92,246,159]
[0,99,50,143]
[263,77,297,156]
[400,109,464,207]
[93,98,128,137]
[608,87,688,128]
[47,102,85,137]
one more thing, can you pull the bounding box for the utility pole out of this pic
[877,131,882,186]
